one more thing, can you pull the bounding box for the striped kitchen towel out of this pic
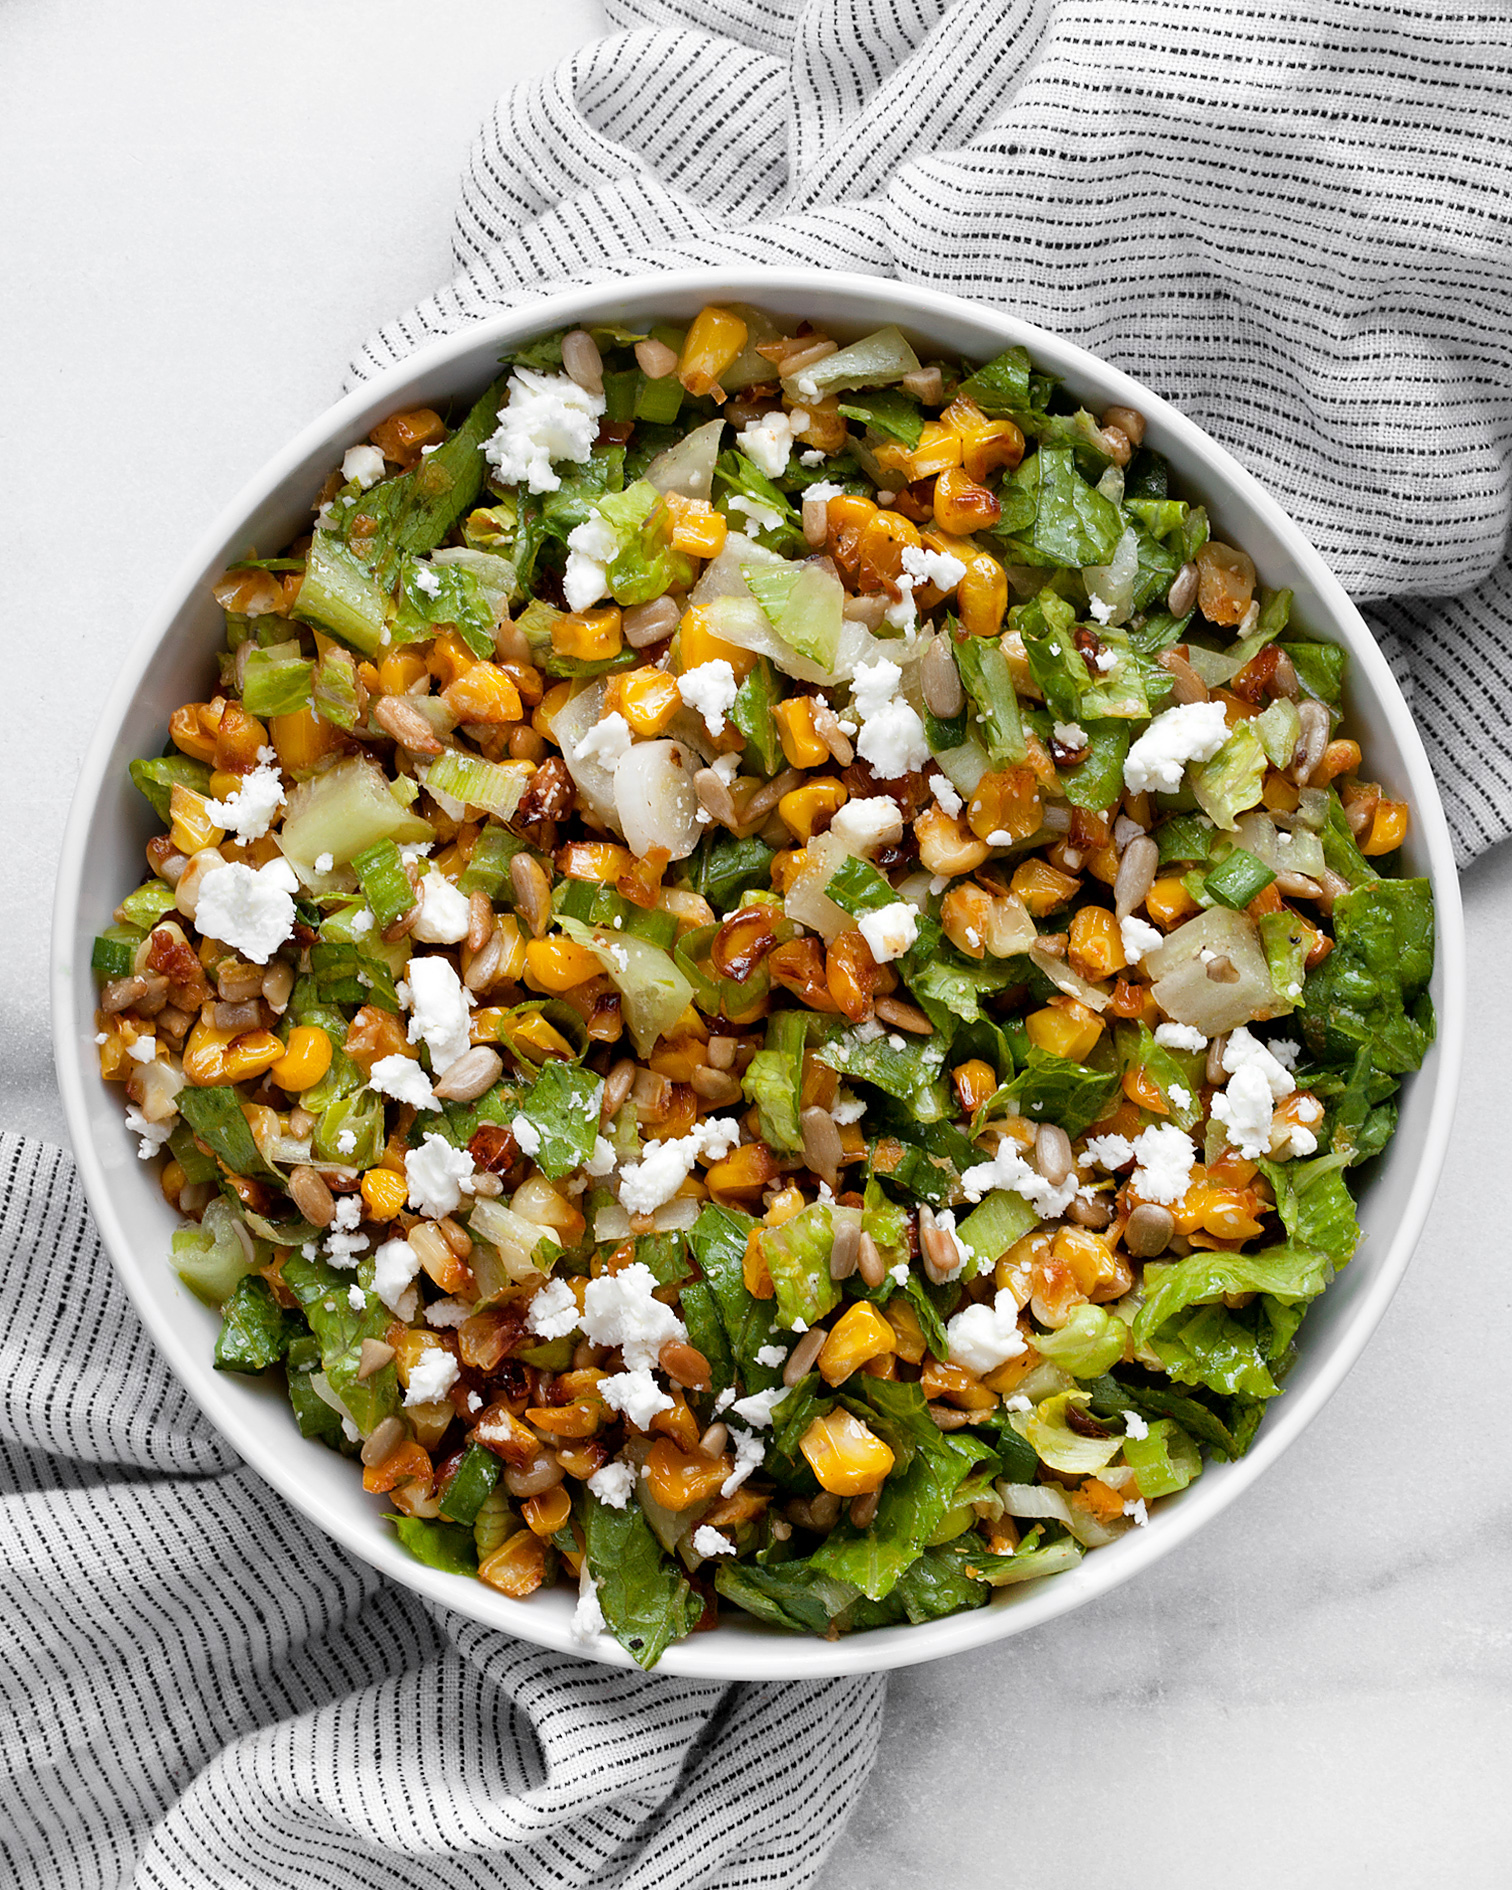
[357,0,1512,862]
[0,1136,883,1887]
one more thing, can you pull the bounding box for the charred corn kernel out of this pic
[1122,1066,1169,1114]
[478,1530,549,1598]
[1201,1191,1267,1241]
[443,662,523,726]
[708,1142,777,1206]
[917,805,991,877]
[558,840,636,881]
[223,1031,285,1084]
[679,604,758,681]
[855,509,921,588]
[618,667,682,737]
[763,1183,806,1228]
[778,778,847,843]
[920,1358,998,1412]
[953,1058,999,1114]
[800,1410,895,1496]
[1086,841,1121,887]
[645,1437,733,1510]
[1053,1225,1121,1297]
[268,705,343,776]
[522,1485,573,1538]
[678,305,748,399]
[905,420,965,480]
[361,1167,408,1221]
[551,608,622,663]
[524,937,604,994]
[1261,768,1302,813]
[213,703,269,771]
[1312,738,1361,786]
[649,1391,702,1453]
[664,492,728,557]
[168,784,224,855]
[967,767,1041,844]
[882,1298,928,1365]
[773,697,830,769]
[1026,1000,1104,1063]
[533,680,573,740]
[370,407,445,464]
[1010,857,1081,915]
[982,1348,1038,1395]
[270,1025,332,1094]
[512,1174,586,1243]
[362,1439,432,1495]
[957,553,1009,637]
[207,768,245,801]
[1362,798,1409,855]
[957,417,1025,483]
[818,1302,897,1386]
[1069,906,1126,980]
[932,465,1002,535]
[503,1010,577,1061]
[526,1397,603,1440]
[378,648,429,695]
[169,702,220,764]
[1145,876,1200,929]
[426,630,478,687]
[742,1228,775,1297]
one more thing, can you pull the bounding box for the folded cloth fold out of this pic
[354,0,1512,861]
[0,1136,884,1888]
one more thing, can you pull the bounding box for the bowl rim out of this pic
[52,264,1465,1680]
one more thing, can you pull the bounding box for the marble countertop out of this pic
[4,5,1508,1883]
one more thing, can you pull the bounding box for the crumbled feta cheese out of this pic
[347,1284,368,1311]
[692,1525,736,1558]
[405,955,472,1075]
[730,1385,788,1429]
[1129,1123,1198,1205]
[1123,701,1232,795]
[1052,721,1088,749]
[404,1349,459,1407]
[713,1387,736,1415]
[946,1290,1027,1374]
[124,1107,173,1160]
[799,448,826,467]
[829,796,905,855]
[126,1037,157,1065]
[1123,1497,1150,1527]
[1211,1024,1297,1159]
[424,1298,471,1328]
[832,1089,866,1126]
[351,908,374,936]
[600,1368,674,1430]
[1087,595,1115,626]
[411,869,471,945]
[711,752,741,785]
[511,1114,543,1158]
[794,375,821,402]
[1168,1083,1193,1110]
[1119,915,1164,965]
[369,1054,438,1111]
[802,479,843,504]
[901,544,967,592]
[584,1136,618,1178]
[1123,1410,1150,1441]
[526,1275,581,1340]
[587,1461,636,1509]
[727,493,785,535]
[1093,646,1118,672]
[959,1138,1083,1217]
[581,1261,686,1371]
[984,830,1014,848]
[342,443,386,490]
[194,860,296,964]
[411,564,441,598]
[1083,1133,1134,1170]
[616,1117,741,1216]
[856,900,919,963]
[754,1344,788,1368]
[1154,1022,1207,1052]
[738,410,793,479]
[483,368,605,494]
[404,1133,476,1219]
[1269,1038,1301,1070]
[849,656,930,779]
[721,1428,768,1496]
[889,1261,910,1287]
[204,762,284,841]
[562,513,619,612]
[572,710,633,774]
[677,659,739,736]
[570,1568,606,1643]
[335,1129,357,1156]
[928,773,964,818]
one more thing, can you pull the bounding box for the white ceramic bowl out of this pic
[53,268,1464,1679]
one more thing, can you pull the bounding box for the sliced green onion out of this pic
[92,925,143,980]
[351,838,417,931]
[458,826,527,900]
[118,881,178,930]
[422,752,531,819]
[1203,846,1276,911]
[241,643,314,717]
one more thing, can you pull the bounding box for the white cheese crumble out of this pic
[404,1349,459,1407]
[959,1140,1086,1218]
[580,1261,686,1371]
[483,368,605,495]
[799,448,826,467]
[126,1038,157,1065]
[1123,701,1232,795]
[405,955,473,1076]
[727,493,785,535]
[511,1114,543,1158]
[721,1428,768,1496]
[1083,1133,1134,1171]
[928,773,964,818]
[946,1290,1027,1374]
[572,710,633,774]
[368,1054,438,1111]
[616,1117,741,1216]
[1124,1410,1150,1440]
[856,900,918,963]
[1123,1497,1149,1527]
[1211,1025,1296,1159]
[677,659,739,736]
[194,860,296,964]
[372,1238,423,1318]
[1052,721,1088,749]
[830,796,904,856]
[526,1276,580,1340]
[692,1525,736,1558]
[901,543,968,593]
[203,762,284,842]
[1129,1123,1198,1206]
[889,1260,910,1287]
[730,1385,788,1429]
[571,1568,606,1643]
[754,1344,788,1368]
[342,443,386,489]
[1168,1083,1193,1110]
[404,1133,477,1219]
[738,410,794,479]
[1269,1038,1301,1070]
[424,1298,470,1328]
[584,1136,618,1177]
[347,1284,367,1311]
[411,565,441,598]
[849,656,930,779]
[1119,914,1165,965]
[1154,1022,1208,1052]
[586,1461,636,1509]
[124,1106,172,1160]
[411,869,471,945]
[599,1368,674,1429]
[563,513,619,613]
[832,1089,866,1126]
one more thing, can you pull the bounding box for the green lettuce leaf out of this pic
[687,1205,784,1392]
[1190,722,1267,831]
[760,1203,843,1331]
[1301,878,1434,1075]
[818,1024,952,1121]
[741,1009,808,1154]
[282,1251,401,1436]
[954,632,1026,765]
[584,1493,701,1669]
[994,447,1124,569]
[213,1276,302,1373]
[1005,1047,1120,1138]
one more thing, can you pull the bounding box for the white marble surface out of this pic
[4,5,1510,1884]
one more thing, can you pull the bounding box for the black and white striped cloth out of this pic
[354,0,1512,861]
[0,1137,883,1886]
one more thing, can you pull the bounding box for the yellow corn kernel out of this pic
[1026,1000,1104,1063]
[1085,841,1121,887]
[773,697,830,769]
[619,668,682,737]
[426,630,478,686]
[763,1183,806,1228]
[882,1297,928,1365]
[180,1020,238,1086]
[478,1531,549,1599]
[956,553,1008,637]
[967,767,1041,844]
[742,1228,775,1298]
[707,1141,778,1205]
[489,912,527,984]
[443,662,523,726]
[1052,1225,1122,1297]
[818,1301,897,1386]
[557,839,636,881]
[523,936,604,994]
[920,1358,999,1412]
[1068,906,1126,981]
[1261,768,1302,814]
[1122,1066,1169,1114]
[679,604,758,682]
[551,608,623,663]
[1312,738,1361,787]
[169,702,220,764]
[377,648,430,695]
[777,777,847,843]
[361,1167,408,1221]
[168,784,224,856]
[521,1483,574,1539]
[916,805,991,877]
[953,1058,999,1114]
[1362,799,1408,856]
[678,305,748,399]
[269,1025,333,1095]
[500,1010,577,1060]
[1145,876,1200,929]
[800,1410,895,1496]
[269,705,345,776]
[905,420,965,480]
[664,492,728,558]
[1010,857,1081,916]
[932,465,1002,536]
[222,1031,287,1084]
[645,1437,733,1510]
[941,399,1026,481]
[533,680,573,740]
